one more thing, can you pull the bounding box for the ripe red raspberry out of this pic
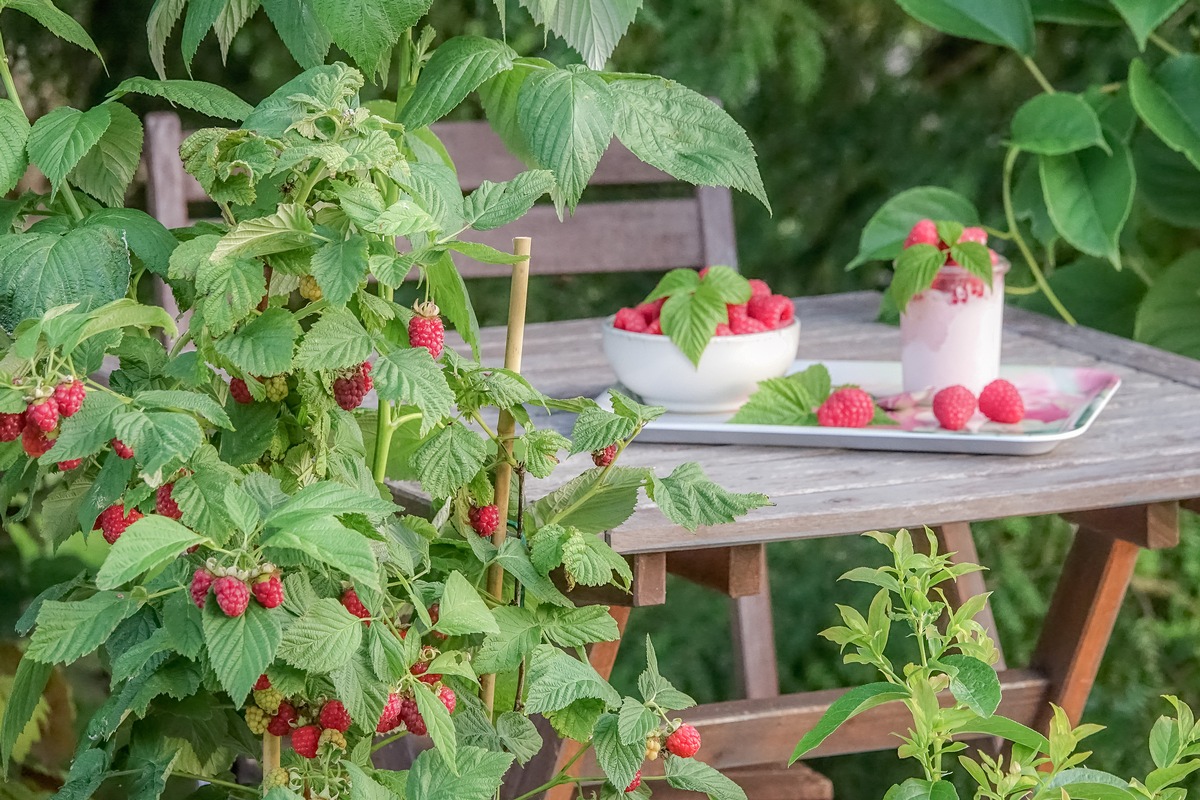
[318,700,352,732]
[98,503,142,544]
[341,587,371,624]
[21,423,52,457]
[332,363,371,411]
[959,226,988,246]
[111,438,133,459]
[729,314,769,335]
[214,576,250,617]
[252,575,285,609]
[427,604,447,642]
[437,685,456,715]
[747,294,795,329]
[665,724,701,758]
[714,323,733,336]
[254,674,271,691]
[0,411,23,442]
[468,504,501,536]
[978,379,1024,424]
[816,387,876,428]
[726,302,749,323]
[57,458,82,471]
[635,298,665,323]
[291,725,320,758]
[646,318,663,335]
[229,377,253,404]
[53,380,86,417]
[592,444,617,468]
[904,219,940,248]
[613,307,648,332]
[625,770,642,792]
[263,375,288,403]
[26,398,59,432]
[401,697,426,736]
[155,482,182,519]
[190,569,214,609]
[748,278,772,298]
[377,693,403,733]
[409,301,445,359]
[932,385,977,431]
[268,702,297,736]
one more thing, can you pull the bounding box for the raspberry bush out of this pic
[0,2,773,799]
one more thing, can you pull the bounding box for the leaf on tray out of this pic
[729,364,831,425]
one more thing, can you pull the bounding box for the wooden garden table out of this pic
[394,291,1200,796]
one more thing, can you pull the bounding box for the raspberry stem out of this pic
[1001,147,1075,326]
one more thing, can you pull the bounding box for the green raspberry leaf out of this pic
[463,170,557,231]
[262,515,381,592]
[473,606,541,674]
[949,241,993,284]
[516,429,572,479]
[311,234,369,307]
[617,697,658,746]
[43,390,124,463]
[68,103,143,209]
[660,278,729,367]
[538,605,621,648]
[889,243,947,313]
[406,745,514,800]
[729,363,831,426]
[496,711,543,765]
[111,407,205,483]
[647,462,770,532]
[214,307,301,376]
[26,592,140,665]
[411,424,488,499]
[570,407,637,455]
[525,645,621,715]
[665,756,748,800]
[202,601,283,706]
[593,713,643,793]
[96,516,207,590]
[413,680,458,773]
[294,306,371,371]
[528,467,648,536]
[211,203,314,261]
[561,529,632,588]
[437,571,501,636]
[277,598,364,674]
[135,389,233,430]
[373,347,455,436]
[646,267,700,301]
[26,105,112,198]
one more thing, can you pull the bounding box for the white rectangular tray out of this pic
[620,360,1121,456]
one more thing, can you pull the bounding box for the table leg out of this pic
[731,545,780,700]
[1029,526,1139,728]
[544,606,631,800]
[933,523,1007,671]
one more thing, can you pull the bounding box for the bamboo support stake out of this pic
[262,732,281,792]
[481,236,531,716]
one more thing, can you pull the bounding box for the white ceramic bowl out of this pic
[601,317,801,413]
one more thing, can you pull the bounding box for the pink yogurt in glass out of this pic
[900,258,1009,394]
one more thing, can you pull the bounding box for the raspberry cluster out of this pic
[409,301,446,359]
[96,503,143,545]
[333,362,372,411]
[902,219,1000,305]
[341,587,371,624]
[468,504,500,536]
[268,701,297,736]
[613,275,795,336]
[591,443,617,467]
[2,378,90,456]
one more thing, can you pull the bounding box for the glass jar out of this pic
[900,258,1009,395]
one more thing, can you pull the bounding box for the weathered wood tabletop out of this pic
[464,291,1200,554]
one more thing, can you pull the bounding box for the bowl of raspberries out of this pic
[602,271,800,413]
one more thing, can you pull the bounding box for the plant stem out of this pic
[1000,148,1076,325]
[371,729,409,752]
[1021,56,1055,94]
[509,744,592,800]
[0,35,24,115]
[60,187,86,221]
[169,772,255,795]
[1149,32,1181,57]
[371,281,395,489]
[168,330,194,358]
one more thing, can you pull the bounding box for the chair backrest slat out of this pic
[142,111,738,276]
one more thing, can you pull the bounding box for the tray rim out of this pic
[616,360,1122,456]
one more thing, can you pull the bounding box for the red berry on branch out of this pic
[0,411,23,442]
[665,724,702,758]
[409,301,445,359]
[591,444,617,468]
[155,482,182,519]
[437,685,456,715]
[213,576,250,617]
[21,423,53,457]
[229,378,253,405]
[98,503,142,544]
[468,504,500,536]
[190,569,214,609]
[27,398,59,432]
[341,587,371,624]
[377,693,403,733]
[53,380,86,417]
[252,574,285,609]
[625,770,642,792]
[57,458,83,471]
[318,700,352,732]
[268,702,297,736]
[291,725,320,758]
[254,674,271,691]
[111,438,134,459]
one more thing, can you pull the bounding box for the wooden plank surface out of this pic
[404,292,1200,555]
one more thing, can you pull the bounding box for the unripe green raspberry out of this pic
[318,728,347,751]
[264,767,290,789]
[245,705,270,735]
[254,687,284,715]
[299,274,323,301]
[264,375,288,403]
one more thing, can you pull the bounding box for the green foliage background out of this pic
[4,0,1200,796]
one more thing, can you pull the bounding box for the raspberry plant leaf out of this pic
[95,516,207,589]
[1011,92,1108,157]
[593,713,643,793]
[68,102,144,209]
[202,601,284,706]
[373,347,456,435]
[26,105,112,197]
[730,363,831,426]
[276,598,364,673]
[106,77,253,121]
[525,645,621,715]
[400,36,517,131]
[310,234,370,307]
[529,467,646,535]
[406,745,514,800]
[213,307,301,376]
[647,462,770,532]
[194,252,265,336]
[569,406,638,455]
[462,170,556,231]
[414,680,459,773]
[42,390,124,462]
[294,306,371,370]
[664,755,749,800]
[0,101,30,196]
[474,606,541,674]
[493,538,574,608]
[0,657,53,775]
[25,592,141,665]
[261,516,381,591]
[617,696,657,746]
[411,424,489,499]
[495,711,542,765]
[436,571,501,636]
[135,389,234,430]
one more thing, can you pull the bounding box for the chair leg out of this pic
[731,549,780,700]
